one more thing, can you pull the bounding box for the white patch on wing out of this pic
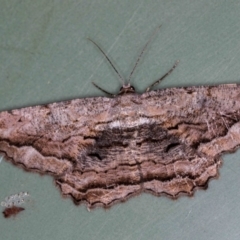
[109,117,152,129]
[109,120,121,128]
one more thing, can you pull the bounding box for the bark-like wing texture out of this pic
[0,97,112,175]
[0,84,240,208]
[139,84,240,199]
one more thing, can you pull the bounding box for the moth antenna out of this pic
[128,25,162,83]
[88,38,125,86]
[92,82,115,97]
[145,60,179,92]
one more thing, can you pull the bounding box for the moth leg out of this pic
[92,82,115,97]
[145,60,179,92]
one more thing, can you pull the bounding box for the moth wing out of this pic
[137,84,240,196]
[2,84,240,208]
[0,96,113,175]
[141,84,240,156]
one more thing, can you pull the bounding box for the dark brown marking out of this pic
[2,206,25,218]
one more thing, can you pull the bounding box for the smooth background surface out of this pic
[1,0,240,239]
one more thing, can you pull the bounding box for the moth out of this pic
[1,27,240,208]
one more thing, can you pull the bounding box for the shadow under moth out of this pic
[0,27,239,208]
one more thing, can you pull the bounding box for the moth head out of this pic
[118,83,135,95]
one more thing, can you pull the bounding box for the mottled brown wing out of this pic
[1,84,240,208]
[137,84,240,199]
[0,96,113,175]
